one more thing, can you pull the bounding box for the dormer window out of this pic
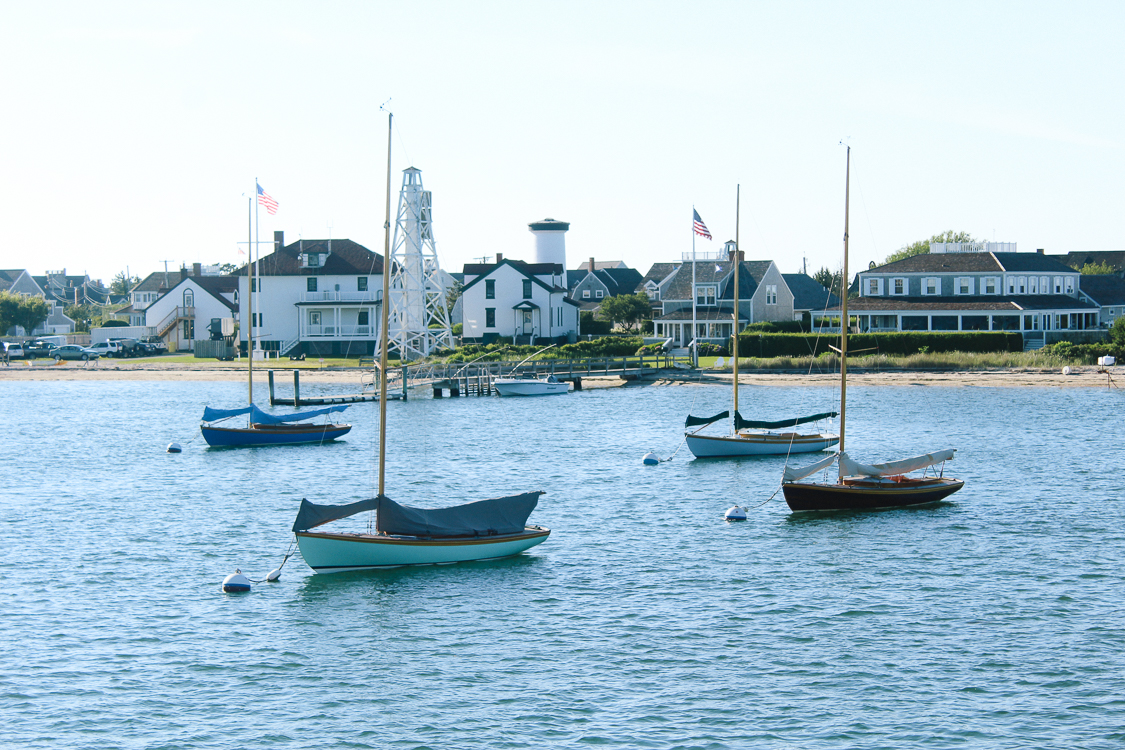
[696,284,717,306]
[891,277,907,296]
[923,277,939,296]
[306,253,321,268]
[866,278,883,296]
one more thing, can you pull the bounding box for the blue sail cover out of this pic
[202,404,349,424]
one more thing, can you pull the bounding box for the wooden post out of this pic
[402,365,408,401]
[293,369,301,408]
[267,369,275,405]
[574,377,583,391]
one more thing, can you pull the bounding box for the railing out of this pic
[402,355,689,382]
[302,324,375,338]
[300,291,382,303]
[681,250,727,261]
[155,306,194,337]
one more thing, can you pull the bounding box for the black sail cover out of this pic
[293,492,543,537]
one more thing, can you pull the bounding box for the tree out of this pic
[64,303,101,332]
[110,271,141,295]
[883,231,975,266]
[1077,261,1117,275]
[0,292,49,335]
[13,295,48,334]
[444,278,463,319]
[813,267,844,300]
[218,263,239,275]
[1110,317,1125,347]
[597,292,652,332]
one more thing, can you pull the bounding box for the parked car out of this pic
[110,337,140,357]
[88,341,123,358]
[25,340,59,359]
[52,345,100,361]
[139,336,168,355]
[3,341,25,359]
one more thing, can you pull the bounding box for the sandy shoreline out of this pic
[0,360,1119,389]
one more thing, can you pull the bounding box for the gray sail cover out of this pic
[378,491,543,537]
[292,492,543,537]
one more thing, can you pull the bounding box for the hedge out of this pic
[1040,340,1125,365]
[735,331,1024,358]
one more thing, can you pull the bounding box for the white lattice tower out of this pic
[385,167,454,361]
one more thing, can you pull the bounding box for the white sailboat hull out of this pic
[296,526,551,572]
[493,379,569,396]
[686,431,839,457]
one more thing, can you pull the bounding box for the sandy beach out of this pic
[1,359,1119,389]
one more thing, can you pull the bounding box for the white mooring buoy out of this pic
[265,567,282,582]
[642,452,659,466]
[222,569,251,593]
[724,506,747,521]
[167,442,182,453]
[1062,366,1072,376]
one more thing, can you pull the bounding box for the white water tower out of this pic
[529,218,569,267]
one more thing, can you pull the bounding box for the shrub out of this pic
[580,311,612,336]
[733,331,1023,358]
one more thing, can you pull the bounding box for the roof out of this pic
[568,267,643,297]
[1052,250,1125,272]
[833,295,1098,312]
[247,239,383,276]
[528,218,570,232]
[1079,275,1125,306]
[460,258,566,296]
[662,260,770,302]
[783,274,840,312]
[636,263,679,291]
[131,271,174,293]
[869,252,1076,275]
[154,275,239,312]
[0,269,24,292]
[574,260,626,270]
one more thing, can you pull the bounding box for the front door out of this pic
[522,311,533,335]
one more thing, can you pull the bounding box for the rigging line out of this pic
[247,538,295,583]
[854,175,880,263]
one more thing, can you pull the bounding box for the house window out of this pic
[523,279,533,299]
[358,277,368,292]
[307,277,318,292]
[892,278,905,296]
[485,308,496,328]
[485,280,495,299]
[251,278,259,293]
[766,284,777,304]
[1028,276,1039,294]
[984,277,997,295]
[309,311,322,326]
[358,311,369,326]
[923,278,939,296]
[1065,277,1075,294]
[307,253,320,268]
[1054,276,1063,294]
[1041,276,1050,293]
[696,284,717,306]
[595,289,604,299]
[956,277,974,295]
[183,289,194,308]
[183,320,194,339]
[582,289,590,299]
[252,313,263,327]
[866,278,883,296]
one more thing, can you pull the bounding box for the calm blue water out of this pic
[3,376,1124,749]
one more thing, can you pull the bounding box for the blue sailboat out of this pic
[200,404,351,447]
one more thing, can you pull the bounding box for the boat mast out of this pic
[378,113,393,496]
[247,196,253,405]
[732,185,740,418]
[838,145,851,477]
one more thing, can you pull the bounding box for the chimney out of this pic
[193,263,202,277]
[496,253,503,263]
[589,257,596,272]
[274,230,284,251]
[180,266,188,281]
[1036,248,1044,254]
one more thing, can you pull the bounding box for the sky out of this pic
[2,1,1122,287]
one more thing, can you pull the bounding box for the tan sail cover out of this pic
[838,449,955,478]
[783,453,838,483]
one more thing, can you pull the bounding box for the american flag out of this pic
[257,183,279,215]
[693,209,711,240]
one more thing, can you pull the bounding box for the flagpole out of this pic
[247,196,253,405]
[253,179,260,360]
[691,208,697,368]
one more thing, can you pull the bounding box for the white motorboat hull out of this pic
[296,526,551,572]
[493,379,569,396]
[686,431,839,457]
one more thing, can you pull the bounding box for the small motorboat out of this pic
[493,373,569,396]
